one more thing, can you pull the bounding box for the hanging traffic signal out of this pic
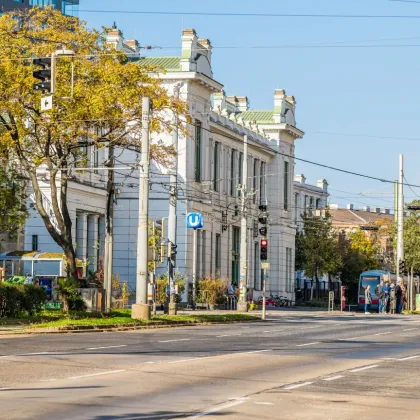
[259,204,267,212]
[260,239,268,261]
[258,215,267,224]
[33,56,55,94]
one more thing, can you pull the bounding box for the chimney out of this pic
[181,28,198,71]
[125,39,140,56]
[236,96,249,112]
[347,204,354,210]
[106,23,123,50]
[294,174,306,184]
[225,96,239,113]
[382,208,390,215]
[317,179,328,192]
[212,91,226,113]
[375,207,381,213]
[363,206,371,212]
[273,89,286,123]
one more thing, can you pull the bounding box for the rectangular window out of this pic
[230,150,236,196]
[253,159,258,204]
[238,152,243,188]
[31,235,38,251]
[295,193,299,222]
[194,120,202,182]
[215,233,221,274]
[284,161,289,210]
[254,242,260,291]
[92,144,99,174]
[260,162,266,204]
[213,142,220,191]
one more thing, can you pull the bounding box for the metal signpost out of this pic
[186,212,204,309]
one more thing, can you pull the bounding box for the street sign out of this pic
[41,95,53,111]
[186,212,204,229]
[261,262,270,269]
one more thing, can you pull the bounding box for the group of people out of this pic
[364,280,407,314]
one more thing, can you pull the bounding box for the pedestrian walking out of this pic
[365,285,372,314]
[377,281,385,314]
[390,283,396,314]
[384,282,391,314]
[396,280,403,314]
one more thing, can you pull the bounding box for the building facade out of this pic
[22,26,305,301]
[0,0,79,16]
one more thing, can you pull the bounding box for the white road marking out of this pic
[296,342,320,347]
[187,399,248,419]
[159,339,191,343]
[169,357,207,364]
[399,355,420,361]
[403,328,419,332]
[255,402,274,405]
[374,332,391,336]
[216,335,234,338]
[86,345,127,350]
[382,358,399,360]
[40,379,57,382]
[69,369,126,380]
[263,331,271,333]
[284,382,313,390]
[244,350,271,354]
[144,361,155,364]
[339,336,365,341]
[323,375,344,381]
[350,365,379,372]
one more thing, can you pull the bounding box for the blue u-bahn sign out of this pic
[186,212,204,229]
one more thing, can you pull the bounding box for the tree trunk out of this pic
[310,278,314,301]
[63,243,78,281]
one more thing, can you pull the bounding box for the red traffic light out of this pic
[261,239,268,247]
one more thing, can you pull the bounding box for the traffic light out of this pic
[259,204,267,212]
[260,239,268,261]
[168,242,177,261]
[259,226,267,236]
[258,215,267,224]
[399,259,406,273]
[32,56,55,93]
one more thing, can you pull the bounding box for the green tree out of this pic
[0,166,28,242]
[347,229,379,270]
[0,8,187,280]
[298,213,339,300]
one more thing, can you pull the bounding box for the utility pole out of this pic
[397,154,404,282]
[167,84,181,316]
[104,147,114,312]
[238,134,249,312]
[132,97,151,320]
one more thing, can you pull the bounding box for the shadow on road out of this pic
[93,410,231,419]
[0,385,104,392]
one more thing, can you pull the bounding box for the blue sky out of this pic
[80,0,420,210]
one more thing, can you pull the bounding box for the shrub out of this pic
[0,283,47,317]
[57,277,86,312]
[198,276,228,305]
[156,272,186,304]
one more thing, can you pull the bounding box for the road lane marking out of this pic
[399,355,420,361]
[159,339,191,343]
[284,382,313,390]
[403,328,419,332]
[382,358,399,360]
[69,370,126,380]
[339,336,365,341]
[86,345,127,350]
[350,365,379,372]
[40,379,57,382]
[216,335,234,337]
[186,399,248,418]
[323,375,344,381]
[296,342,320,347]
[255,402,274,405]
[244,350,271,354]
[263,331,271,333]
[169,358,207,364]
[374,332,391,336]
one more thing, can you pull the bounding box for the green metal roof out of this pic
[139,56,181,72]
[239,110,274,124]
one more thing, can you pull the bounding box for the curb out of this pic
[0,319,262,336]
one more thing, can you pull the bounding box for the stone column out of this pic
[76,213,88,276]
[88,214,100,273]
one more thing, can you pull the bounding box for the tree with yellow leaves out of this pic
[0,8,187,280]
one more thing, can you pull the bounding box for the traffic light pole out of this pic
[132,97,151,320]
[262,269,267,320]
[238,135,249,312]
[167,84,181,316]
[397,154,404,282]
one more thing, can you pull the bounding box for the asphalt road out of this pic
[1,312,420,419]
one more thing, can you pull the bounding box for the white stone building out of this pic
[23,26,306,300]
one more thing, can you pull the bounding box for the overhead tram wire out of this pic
[77,9,420,19]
